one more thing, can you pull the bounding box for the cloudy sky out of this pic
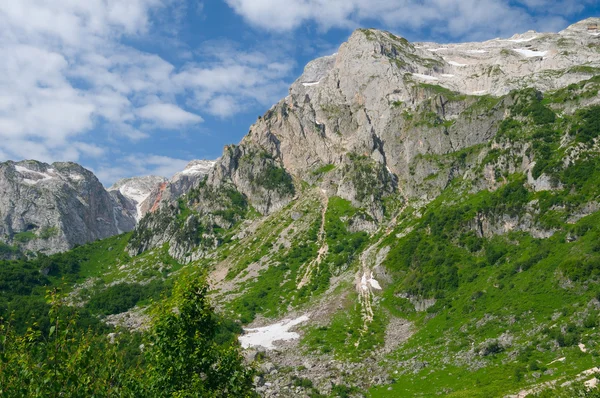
[0,1,598,185]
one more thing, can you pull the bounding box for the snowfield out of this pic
[507,36,538,43]
[514,49,547,58]
[180,163,214,176]
[239,315,310,349]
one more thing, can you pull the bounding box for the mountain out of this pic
[3,18,600,397]
[108,175,168,221]
[0,160,137,257]
[138,160,216,219]
[131,18,600,259]
[120,18,600,396]
[0,159,215,258]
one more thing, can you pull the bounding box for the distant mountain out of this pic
[0,159,216,258]
[0,160,136,257]
[138,160,216,218]
[108,175,168,221]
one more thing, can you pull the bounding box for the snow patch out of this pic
[507,36,538,43]
[427,48,447,52]
[412,73,438,81]
[369,278,382,290]
[302,81,320,87]
[180,163,213,176]
[441,74,455,78]
[447,60,467,67]
[467,50,488,54]
[118,185,152,222]
[68,173,84,181]
[360,272,382,291]
[239,316,310,350]
[548,357,566,365]
[514,49,547,58]
[15,165,55,185]
[120,186,150,206]
[470,90,488,95]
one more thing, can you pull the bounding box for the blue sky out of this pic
[0,1,598,185]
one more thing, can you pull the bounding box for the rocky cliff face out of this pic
[210,17,600,209]
[0,160,137,256]
[0,158,217,257]
[130,18,600,260]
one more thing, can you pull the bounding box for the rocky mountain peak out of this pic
[109,175,168,221]
[138,159,216,220]
[172,160,216,183]
[0,160,137,257]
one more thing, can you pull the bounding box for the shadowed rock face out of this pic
[0,160,137,256]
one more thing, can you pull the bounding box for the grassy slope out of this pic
[3,79,600,396]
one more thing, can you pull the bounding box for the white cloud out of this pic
[174,40,294,117]
[0,1,298,168]
[224,0,583,39]
[94,154,191,185]
[206,96,239,118]
[0,0,213,167]
[136,103,203,127]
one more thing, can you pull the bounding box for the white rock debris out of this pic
[507,36,538,43]
[447,60,467,67]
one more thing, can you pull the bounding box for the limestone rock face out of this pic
[0,160,137,256]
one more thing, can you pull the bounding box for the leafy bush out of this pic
[575,105,600,143]
[0,277,255,397]
[86,280,169,316]
[256,163,295,195]
[13,231,36,243]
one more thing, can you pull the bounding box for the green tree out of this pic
[144,274,257,397]
[0,289,137,397]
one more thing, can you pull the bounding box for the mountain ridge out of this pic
[2,17,600,397]
[119,18,600,396]
[0,158,215,257]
